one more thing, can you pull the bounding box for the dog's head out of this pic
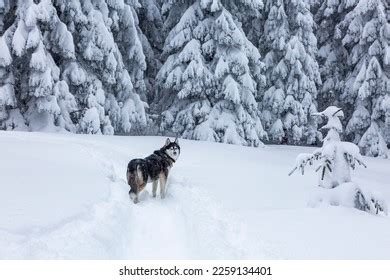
[162,138,180,162]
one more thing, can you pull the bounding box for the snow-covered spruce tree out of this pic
[0,31,22,130]
[0,1,18,129]
[157,0,267,146]
[107,0,148,102]
[260,0,322,145]
[138,0,164,104]
[289,106,366,188]
[106,0,150,134]
[314,0,356,109]
[289,106,386,215]
[341,0,390,158]
[5,0,77,131]
[0,2,26,130]
[54,0,147,135]
[155,0,194,108]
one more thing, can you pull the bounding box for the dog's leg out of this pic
[134,194,139,204]
[129,190,138,204]
[159,174,167,199]
[152,180,158,198]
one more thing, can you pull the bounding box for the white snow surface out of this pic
[1,131,390,259]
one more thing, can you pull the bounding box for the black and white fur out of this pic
[126,138,180,203]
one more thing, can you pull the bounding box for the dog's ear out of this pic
[174,137,179,145]
[165,138,171,146]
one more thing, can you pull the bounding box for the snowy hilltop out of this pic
[0,0,389,157]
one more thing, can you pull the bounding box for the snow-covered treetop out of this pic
[314,106,344,132]
[313,106,345,142]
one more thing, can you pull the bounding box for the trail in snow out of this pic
[84,140,272,259]
[0,135,271,259]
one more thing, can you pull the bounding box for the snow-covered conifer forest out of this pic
[0,0,389,157]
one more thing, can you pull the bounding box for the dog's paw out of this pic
[129,191,139,204]
[131,196,139,204]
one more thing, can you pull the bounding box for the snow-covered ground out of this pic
[1,131,390,259]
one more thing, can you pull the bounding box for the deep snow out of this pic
[0,131,390,259]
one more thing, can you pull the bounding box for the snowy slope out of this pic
[1,131,390,259]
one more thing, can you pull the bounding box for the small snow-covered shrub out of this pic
[289,106,387,215]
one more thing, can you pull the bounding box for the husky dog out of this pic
[126,138,180,203]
